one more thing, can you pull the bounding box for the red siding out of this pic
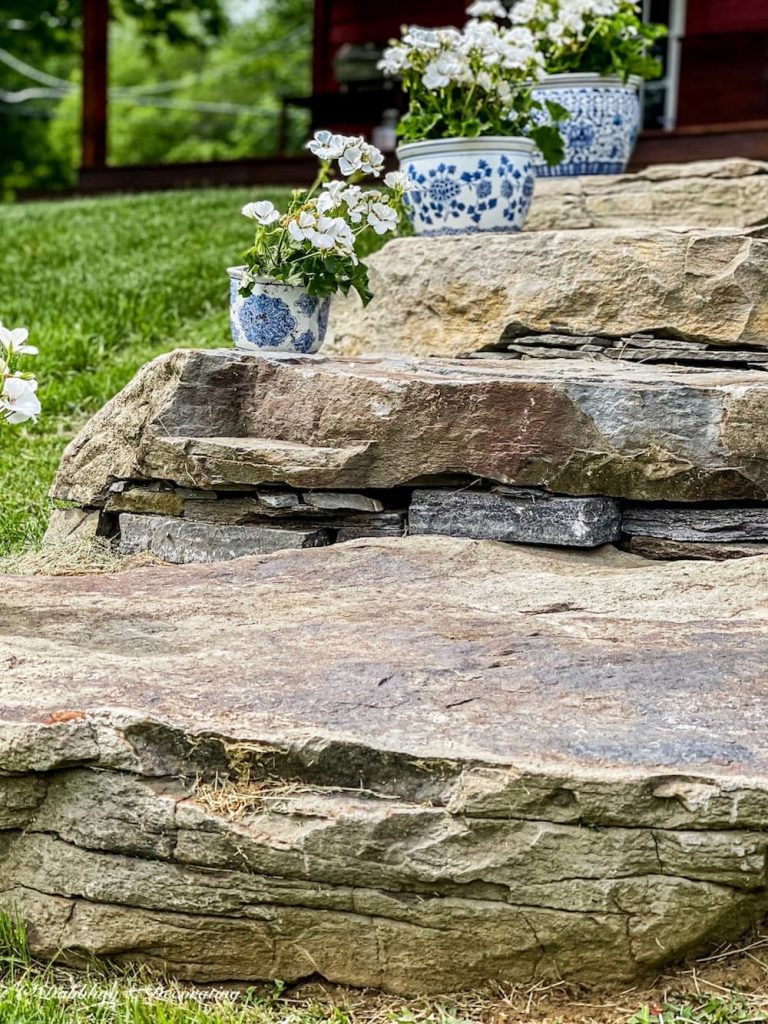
[686,0,768,35]
[314,0,466,91]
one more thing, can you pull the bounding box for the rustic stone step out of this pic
[51,350,768,506]
[329,227,768,358]
[622,506,768,542]
[410,488,620,548]
[526,158,768,232]
[118,513,331,562]
[3,537,768,991]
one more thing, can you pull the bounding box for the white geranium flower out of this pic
[423,51,471,90]
[378,44,410,74]
[241,200,280,225]
[309,215,356,252]
[307,129,346,161]
[467,0,508,18]
[337,138,385,177]
[402,27,443,52]
[367,202,399,235]
[287,209,317,243]
[384,170,417,193]
[0,323,37,356]
[1,374,40,425]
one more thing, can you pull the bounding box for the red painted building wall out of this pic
[685,0,768,35]
[312,0,768,129]
[313,0,466,92]
[677,0,768,125]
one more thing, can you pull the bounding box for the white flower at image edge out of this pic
[1,375,41,425]
[0,323,37,356]
[241,200,280,225]
[467,0,509,18]
[368,202,399,235]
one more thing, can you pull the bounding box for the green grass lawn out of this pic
[0,186,292,556]
[0,911,766,1024]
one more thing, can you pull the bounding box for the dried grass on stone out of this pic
[0,537,161,576]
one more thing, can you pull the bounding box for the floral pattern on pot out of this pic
[531,73,641,177]
[228,269,331,354]
[397,136,537,236]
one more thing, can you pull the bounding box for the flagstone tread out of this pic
[2,537,768,991]
[329,227,768,358]
[50,349,768,505]
[526,158,768,231]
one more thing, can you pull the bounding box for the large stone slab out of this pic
[3,537,768,992]
[51,350,768,505]
[410,487,621,547]
[329,227,768,358]
[527,159,768,232]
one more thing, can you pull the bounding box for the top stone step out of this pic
[527,158,768,232]
[329,226,768,359]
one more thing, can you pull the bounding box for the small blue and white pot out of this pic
[228,267,331,354]
[531,73,642,177]
[396,136,537,236]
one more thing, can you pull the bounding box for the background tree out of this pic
[0,0,311,195]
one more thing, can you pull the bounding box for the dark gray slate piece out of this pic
[624,535,768,561]
[118,513,330,563]
[622,506,768,542]
[409,488,621,547]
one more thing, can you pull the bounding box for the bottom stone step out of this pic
[3,536,768,994]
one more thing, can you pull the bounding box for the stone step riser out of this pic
[47,486,768,564]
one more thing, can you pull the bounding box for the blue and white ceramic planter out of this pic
[397,136,537,236]
[228,268,331,354]
[532,73,641,177]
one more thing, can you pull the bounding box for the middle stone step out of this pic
[330,228,768,359]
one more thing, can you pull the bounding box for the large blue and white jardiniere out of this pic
[228,267,331,354]
[531,73,641,177]
[396,136,537,236]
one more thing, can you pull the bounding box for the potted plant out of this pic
[379,1,566,236]
[510,0,667,176]
[0,322,40,425]
[229,134,413,354]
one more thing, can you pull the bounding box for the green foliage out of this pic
[0,187,285,553]
[0,0,313,195]
[0,186,396,555]
[533,1,667,81]
[398,79,566,165]
[629,997,767,1023]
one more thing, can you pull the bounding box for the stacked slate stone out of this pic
[47,159,768,564]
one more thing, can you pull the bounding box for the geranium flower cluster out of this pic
[238,132,415,306]
[509,0,665,80]
[0,322,40,426]
[379,2,565,164]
